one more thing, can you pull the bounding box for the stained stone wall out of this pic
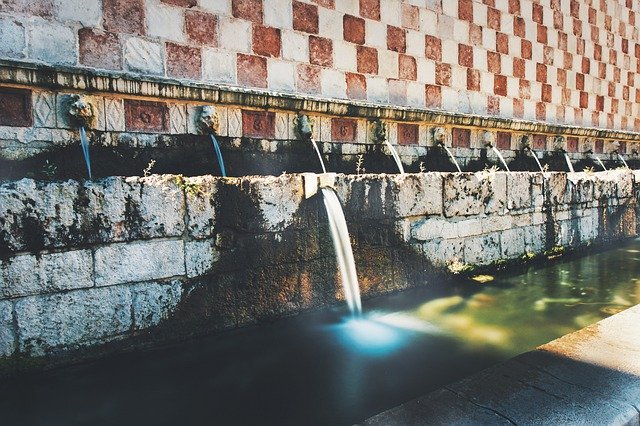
[0,169,637,362]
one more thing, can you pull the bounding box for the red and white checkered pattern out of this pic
[1,0,639,131]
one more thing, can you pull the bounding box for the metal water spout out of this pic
[68,95,94,179]
[295,114,326,173]
[199,106,226,177]
[609,141,629,169]
[583,139,606,171]
[482,131,510,172]
[433,127,461,173]
[371,119,405,174]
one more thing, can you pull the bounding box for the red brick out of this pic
[296,64,321,93]
[519,79,530,99]
[487,51,501,73]
[435,63,451,86]
[312,0,334,8]
[232,0,263,23]
[555,105,565,122]
[572,18,582,37]
[343,15,365,44]
[357,46,378,74]
[162,0,196,6]
[536,63,547,83]
[556,68,566,86]
[309,35,332,66]
[563,51,573,69]
[622,38,629,54]
[402,4,420,30]
[166,43,201,79]
[595,95,604,112]
[482,0,495,7]
[469,24,483,45]
[359,0,380,20]
[237,53,268,88]
[635,43,640,59]
[594,139,604,153]
[496,32,509,55]
[582,57,590,74]
[521,39,532,59]
[79,28,122,70]
[331,118,357,142]
[293,1,319,34]
[425,84,441,108]
[124,100,168,132]
[550,0,561,10]
[553,11,564,30]
[513,99,524,118]
[618,141,627,154]
[458,44,473,68]
[452,128,470,148]
[494,74,507,96]
[569,0,579,18]
[496,132,511,150]
[566,137,578,152]
[543,46,554,65]
[2,0,50,17]
[533,134,546,150]
[535,102,546,120]
[532,3,543,24]
[508,0,520,14]
[252,25,281,57]
[467,68,480,91]
[487,7,501,30]
[0,87,32,127]
[458,0,473,21]
[623,86,630,101]
[389,79,407,105]
[537,24,547,44]
[513,16,525,37]
[576,73,584,90]
[185,10,218,46]
[387,26,406,53]
[541,83,552,102]
[513,58,525,78]
[588,6,596,24]
[345,72,367,99]
[398,54,417,80]
[425,35,441,61]
[397,123,418,145]
[242,110,275,139]
[103,0,145,35]
[579,91,588,108]
[558,32,568,50]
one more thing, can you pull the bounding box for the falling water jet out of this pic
[200,106,227,177]
[585,146,607,172]
[322,187,362,316]
[296,114,327,173]
[439,143,462,173]
[525,147,544,172]
[563,151,575,173]
[616,152,629,169]
[371,119,405,174]
[68,95,95,179]
[482,132,510,172]
[595,156,608,171]
[490,146,510,172]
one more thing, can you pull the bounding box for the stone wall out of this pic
[0,169,637,362]
[1,1,639,131]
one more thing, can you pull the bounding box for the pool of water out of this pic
[2,240,640,425]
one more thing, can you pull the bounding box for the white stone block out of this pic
[268,60,296,92]
[264,0,292,28]
[95,240,186,287]
[227,108,242,137]
[132,280,183,329]
[169,103,187,134]
[124,37,164,75]
[0,18,26,59]
[0,250,93,298]
[32,91,56,128]
[105,98,126,131]
[15,286,132,356]
[321,68,346,99]
[333,40,357,72]
[185,175,218,238]
[318,7,343,39]
[218,17,251,53]
[202,48,236,84]
[282,30,308,62]
[28,20,76,65]
[54,0,101,26]
[185,240,220,278]
[146,1,185,42]
[199,0,231,14]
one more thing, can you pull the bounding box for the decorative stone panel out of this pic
[124,99,169,132]
[0,87,32,127]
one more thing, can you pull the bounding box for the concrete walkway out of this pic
[364,305,640,425]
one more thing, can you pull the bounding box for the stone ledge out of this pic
[1,60,640,141]
[363,304,640,425]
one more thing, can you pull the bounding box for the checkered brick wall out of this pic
[1,0,639,131]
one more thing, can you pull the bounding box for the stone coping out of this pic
[2,60,640,142]
[363,304,640,425]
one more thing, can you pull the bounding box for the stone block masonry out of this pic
[0,169,638,363]
[0,1,640,131]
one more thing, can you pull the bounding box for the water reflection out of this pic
[1,240,639,425]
